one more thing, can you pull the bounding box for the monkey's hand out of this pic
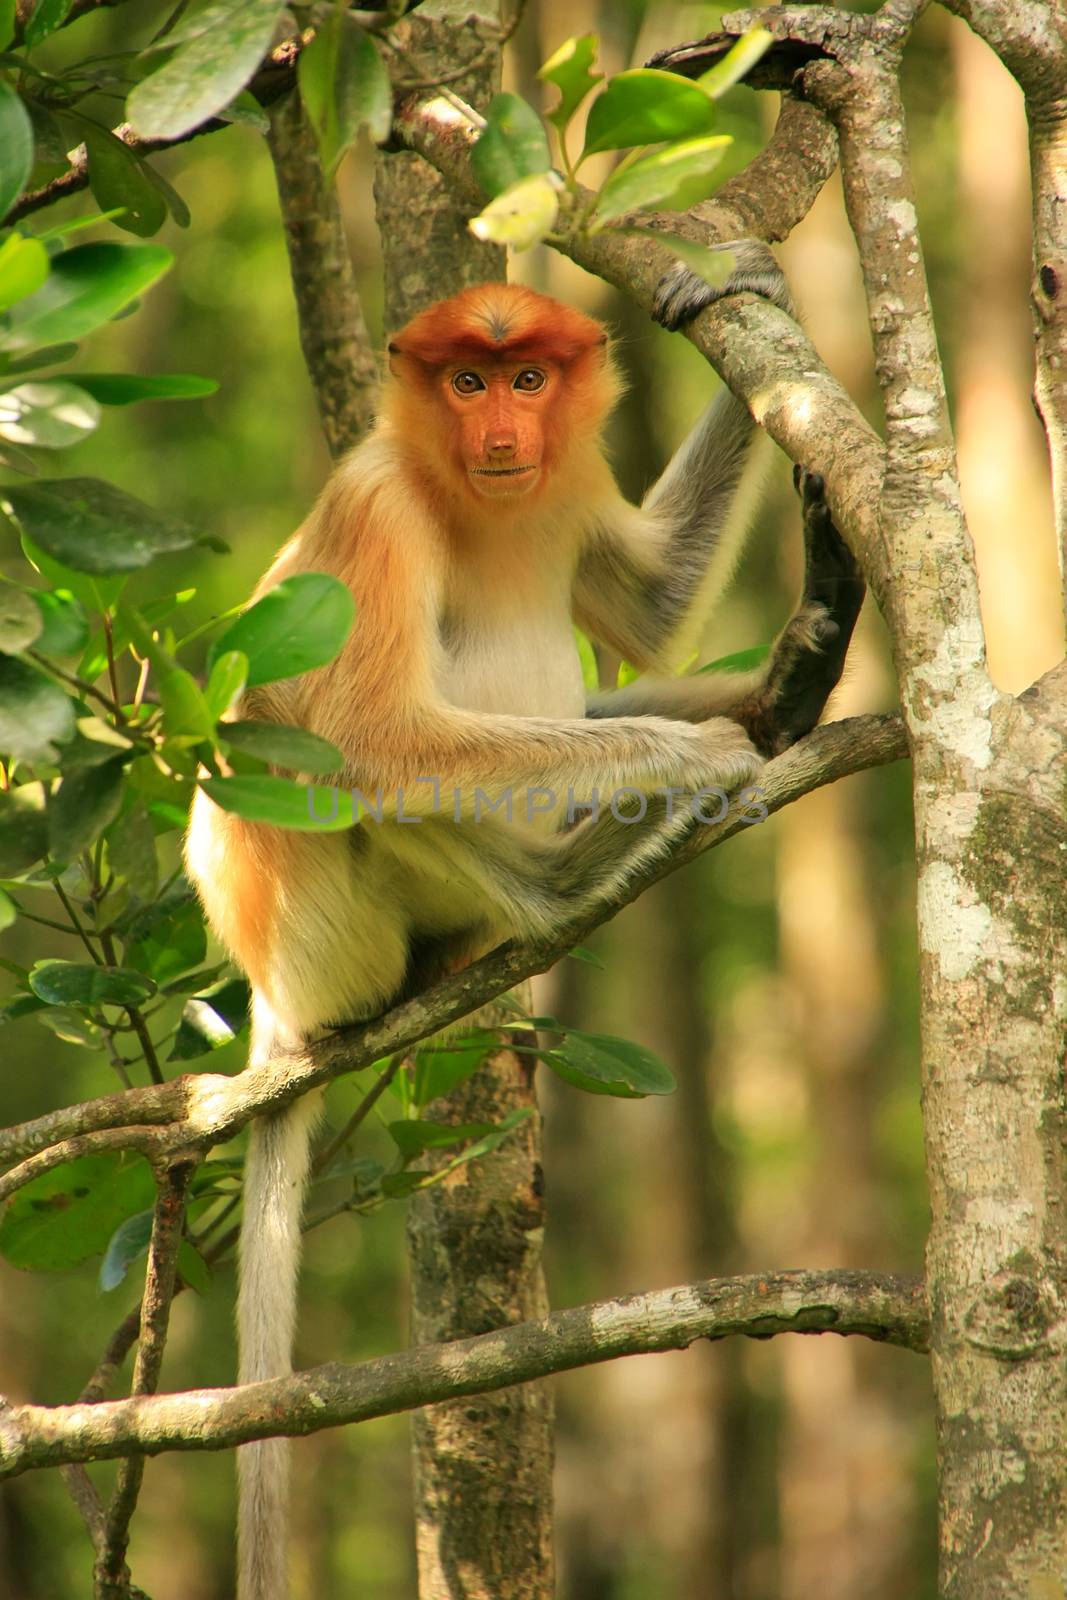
[651,240,793,331]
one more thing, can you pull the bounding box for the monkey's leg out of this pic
[652,239,794,328]
[589,473,864,753]
[732,470,866,754]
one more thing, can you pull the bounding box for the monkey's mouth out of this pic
[468,464,539,495]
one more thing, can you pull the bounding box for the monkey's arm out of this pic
[299,483,765,803]
[574,244,793,674]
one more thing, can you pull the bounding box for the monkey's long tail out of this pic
[236,1086,323,1600]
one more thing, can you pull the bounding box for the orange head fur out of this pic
[384,283,621,508]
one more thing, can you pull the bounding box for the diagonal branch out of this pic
[0,1269,928,1475]
[0,714,907,1179]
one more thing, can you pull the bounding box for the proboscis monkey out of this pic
[185,247,864,1599]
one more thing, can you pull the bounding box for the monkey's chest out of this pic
[436,612,586,720]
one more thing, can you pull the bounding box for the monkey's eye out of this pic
[513,369,546,393]
[452,371,486,395]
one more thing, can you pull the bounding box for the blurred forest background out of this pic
[1,2,1064,1597]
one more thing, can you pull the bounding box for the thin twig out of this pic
[312,1053,403,1176]
[94,1159,197,1597]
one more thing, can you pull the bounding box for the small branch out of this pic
[94,1160,195,1598]
[312,1053,402,1176]
[0,1270,928,1475]
[7,41,303,225]
[60,1463,108,1555]
[0,714,908,1178]
[266,89,380,457]
[0,1127,179,1202]
[725,4,986,687]
[942,0,1067,628]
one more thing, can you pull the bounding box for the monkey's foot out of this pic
[651,240,792,330]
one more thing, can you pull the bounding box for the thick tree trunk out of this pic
[374,9,554,1596]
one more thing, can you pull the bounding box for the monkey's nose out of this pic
[487,435,517,458]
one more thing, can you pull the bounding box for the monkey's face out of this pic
[443,363,556,500]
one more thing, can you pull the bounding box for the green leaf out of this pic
[1,242,173,354]
[595,137,731,225]
[0,586,43,653]
[48,756,126,863]
[627,231,735,294]
[124,897,206,984]
[580,70,715,159]
[0,885,14,930]
[70,372,218,405]
[104,798,157,899]
[469,172,561,252]
[198,774,359,831]
[178,1238,210,1293]
[537,34,602,137]
[573,625,598,693]
[0,232,49,311]
[0,0,15,48]
[1,991,45,1024]
[208,573,356,687]
[220,719,343,775]
[5,341,79,374]
[543,1029,676,1098]
[696,26,774,99]
[23,0,75,46]
[28,959,157,1006]
[697,643,770,675]
[168,974,249,1061]
[20,529,126,611]
[220,89,269,133]
[30,588,88,655]
[204,650,247,718]
[0,782,47,875]
[0,80,33,222]
[3,478,205,574]
[159,667,215,739]
[0,380,101,449]
[139,159,190,229]
[36,1006,103,1047]
[472,93,551,199]
[298,10,392,174]
[0,656,75,761]
[126,0,288,141]
[412,1029,498,1108]
[567,944,605,969]
[98,1208,152,1291]
[380,1109,531,1197]
[84,125,168,238]
[387,1118,497,1160]
[0,1153,155,1272]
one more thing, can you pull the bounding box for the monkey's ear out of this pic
[386,340,430,383]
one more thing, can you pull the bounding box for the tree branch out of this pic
[6,40,303,226]
[0,714,907,1178]
[942,0,1067,629]
[0,1269,927,1475]
[267,89,380,457]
